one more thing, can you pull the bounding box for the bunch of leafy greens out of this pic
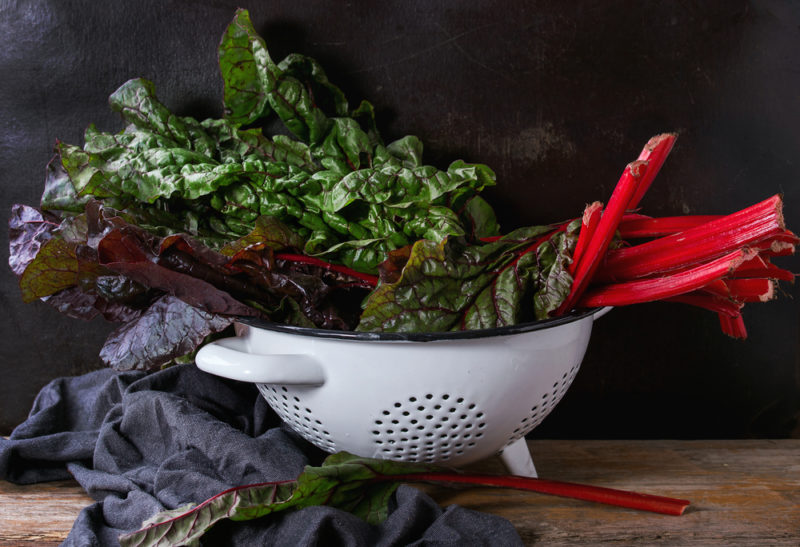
[8,9,577,371]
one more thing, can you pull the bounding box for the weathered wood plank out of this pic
[423,439,800,545]
[1,440,798,544]
[0,480,92,545]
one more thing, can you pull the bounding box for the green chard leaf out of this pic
[17,232,79,303]
[20,7,517,336]
[109,79,196,150]
[461,195,501,239]
[386,135,424,168]
[40,154,91,213]
[219,215,305,256]
[218,8,281,126]
[119,453,436,547]
[279,53,349,117]
[357,222,579,332]
[267,73,331,143]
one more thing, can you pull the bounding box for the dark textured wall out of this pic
[2,0,798,437]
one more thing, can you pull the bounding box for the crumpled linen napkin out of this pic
[0,364,523,546]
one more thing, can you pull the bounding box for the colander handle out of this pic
[195,337,325,385]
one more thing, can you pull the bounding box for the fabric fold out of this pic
[0,364,522,546]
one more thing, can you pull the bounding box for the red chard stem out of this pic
[275,252,379,287]
[391,472,690,516]
[558,160,649,314]
[579,248,755,307]
[597,195,784,282]
[618,215,723,239]
[569,201,603,275]
[626,133,677,210]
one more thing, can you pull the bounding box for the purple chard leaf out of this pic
[8,204,59,277]
[100,295,234,371]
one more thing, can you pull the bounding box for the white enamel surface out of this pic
[196,337,325,385]
[500,437,538,477]
[195,313,600,468]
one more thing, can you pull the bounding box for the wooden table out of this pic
[1,440,798,545]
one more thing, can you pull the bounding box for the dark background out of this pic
[1,0,798,438]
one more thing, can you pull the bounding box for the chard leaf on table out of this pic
[119,452,436,547]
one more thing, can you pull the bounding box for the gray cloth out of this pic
[0,365,523,546]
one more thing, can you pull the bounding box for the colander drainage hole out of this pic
[372,393,487,462]
[258,385,336,452]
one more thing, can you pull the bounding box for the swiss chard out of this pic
[357,222,579,333]
[9,200,374,370]
[44,9,498,275]
[119,452,689,547]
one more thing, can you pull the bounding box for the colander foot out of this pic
[500,437,537,477]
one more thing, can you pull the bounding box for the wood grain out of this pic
[422,439,800,545]
[1,440,798,545]
[0,480,92,545]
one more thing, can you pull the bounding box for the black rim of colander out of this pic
[236,307,607,342]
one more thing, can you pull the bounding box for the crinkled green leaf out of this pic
[349,99,380,146]
[119,452,436,547]
[462,195,501,239]
[43,13,499,273]
[40,154,90,213]
[532,228,577,319]
[313,161,493,214]
[219,215,304,256]
[267,73,331,144]
[315,117,373,172]
[279,53,349,117]
[357,223,578,332]
[219,8,281,126]
[404,205,466,242]
[59,141,118,199]
[109,79,196,150]
[386,135,424,168]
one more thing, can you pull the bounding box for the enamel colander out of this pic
[195,307,610,477]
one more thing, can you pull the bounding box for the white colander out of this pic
[195,307,610,477]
